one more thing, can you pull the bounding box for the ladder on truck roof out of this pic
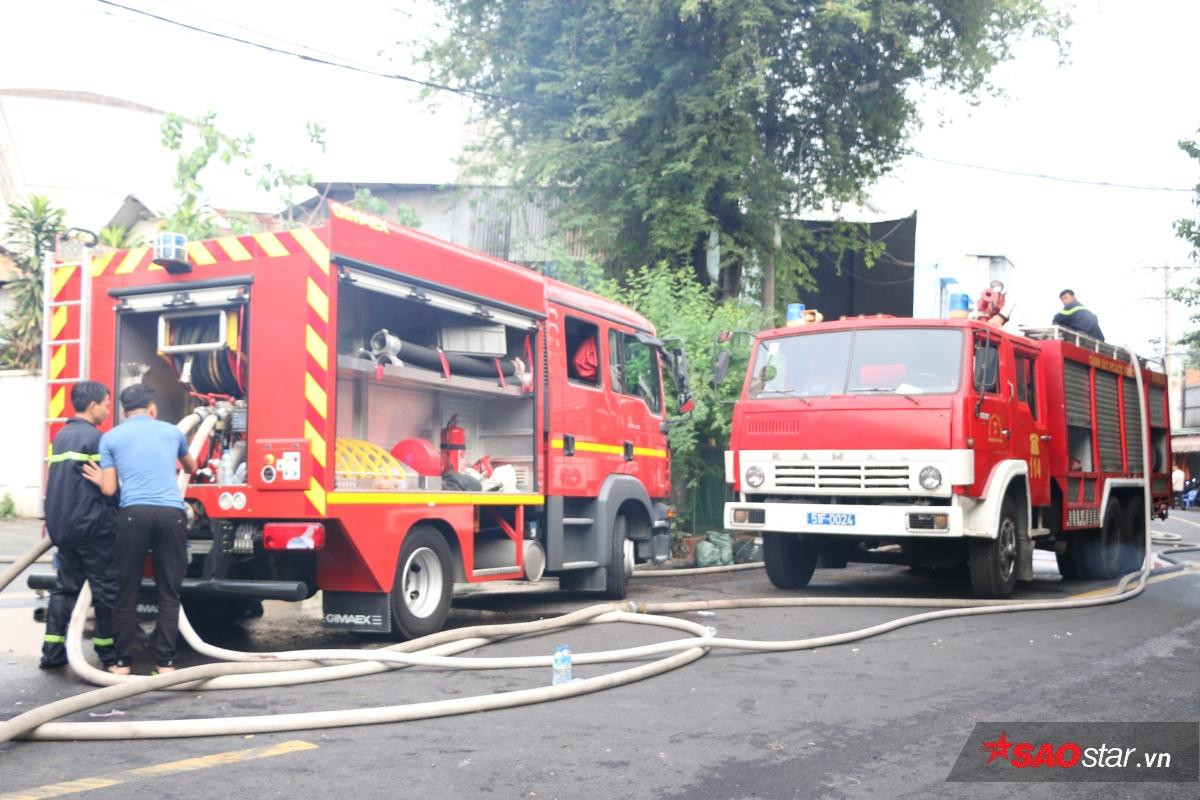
[41,244,94,446]
[1021,326,1163,373]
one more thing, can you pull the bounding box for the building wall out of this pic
[0,371,45,516]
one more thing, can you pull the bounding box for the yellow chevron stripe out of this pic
[292,228,330,275]
[114,247,149,275]
[50,265,77,298]
[187,241,217,266]
[550,437,668,459]
[48,386,65,419]
[305,478,327,516]
[306,277,329,323]
[253,231,289,258]
[304,420,327,469]
[304,373,327,419]
[305,324,328,371]
[327,492,546,507]
[50,305,69,338]
[49,345,67,379]
[215,236,253,262]
[90,253,114,278]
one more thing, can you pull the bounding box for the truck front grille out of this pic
[772,463,910,491]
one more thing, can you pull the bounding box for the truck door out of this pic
[546,309,620,496]
[970,329,1009,490]
[1011,346,1051,506]
[607,327,670,497]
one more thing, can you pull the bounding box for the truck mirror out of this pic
[713,349,732,386]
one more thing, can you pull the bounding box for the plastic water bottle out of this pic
[551,644,572,685]
[219,450,234,484]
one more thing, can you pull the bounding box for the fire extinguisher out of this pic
[441,414,466,473]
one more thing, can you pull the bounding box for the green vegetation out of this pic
[1,195,66,371]
[425,0,1066,318]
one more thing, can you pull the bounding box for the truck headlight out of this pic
[918,466,942,490]
[745,465,765,488]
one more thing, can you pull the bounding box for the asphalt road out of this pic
[1,515,1199,800]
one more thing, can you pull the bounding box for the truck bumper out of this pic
[724,501,968,538]
[26,573,308,601]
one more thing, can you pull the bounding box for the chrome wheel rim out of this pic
[998,518,1018,582]
[402,547,443,618]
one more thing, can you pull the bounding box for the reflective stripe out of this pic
[92,636,114,646]
[46,451,101,464]
[1058,304,1088,316]
[43,634,66,643]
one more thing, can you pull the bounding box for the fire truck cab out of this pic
[44,204,691,638]
[721,317,1170,598]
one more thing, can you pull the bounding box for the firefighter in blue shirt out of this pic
[40,380,119,670]
[1052,289,1105,342]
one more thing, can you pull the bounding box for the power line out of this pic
[905,150,1194,193]
[91,0,523,106]
[85,0,1200,198]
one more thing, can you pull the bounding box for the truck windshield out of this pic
[748,328,964,398]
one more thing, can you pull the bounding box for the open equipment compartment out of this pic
[334,266,538,494]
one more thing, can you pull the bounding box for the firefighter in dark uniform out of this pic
[40,380,119,670]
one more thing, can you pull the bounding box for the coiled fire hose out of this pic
[0,350,1178,744]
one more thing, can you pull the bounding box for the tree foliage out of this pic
[425,0,1066,309]
[1,195,65,371]
[1174,135,1200,347]
[554,260,761,498]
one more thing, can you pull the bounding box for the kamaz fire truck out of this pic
[720,317,1171,598]
[40,203,691,638]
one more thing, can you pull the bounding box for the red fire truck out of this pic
[720,317,1171,598]
[41,203,691,637]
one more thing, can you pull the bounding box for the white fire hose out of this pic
[0,352,1171,743]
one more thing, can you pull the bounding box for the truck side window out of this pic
[973,337,1000,395]
[565,317,601,386]
[610,330,662,414]
[1015,353,1039,419]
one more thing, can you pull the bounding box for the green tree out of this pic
[1175,134,1200,346]
[425,0,1066,315]
[160,111,255,240]
[1,195,66,371]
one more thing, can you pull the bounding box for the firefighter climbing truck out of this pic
[721,316,1171,598]
[42,202,691,637]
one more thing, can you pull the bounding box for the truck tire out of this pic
[1083,500,1123,580]
[1055,537,1086,581]
[389,525,453,640]
[968,498,1019,598]
[602,514,633,600]
[1119,498,1147,575]
[763,533,818,590]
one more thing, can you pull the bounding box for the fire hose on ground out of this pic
[0,356,1192,744]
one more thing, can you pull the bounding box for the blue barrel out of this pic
[948,293,971,318]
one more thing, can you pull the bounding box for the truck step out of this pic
[1029,527,1051,538]
[560,560,600,570]
[563,517,595,527]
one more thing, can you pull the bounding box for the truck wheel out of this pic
[763,533,818,589]
[1118,499,1147,574]
[389,525,453,640]
[602,515,632,600]
[968,499,1019,598]
[1083,500,1123,580]
[1055,537,1086,581]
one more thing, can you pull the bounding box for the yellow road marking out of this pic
[0,740,317,800]
[1066,562,1200,600]
[1160,515,1200,530]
